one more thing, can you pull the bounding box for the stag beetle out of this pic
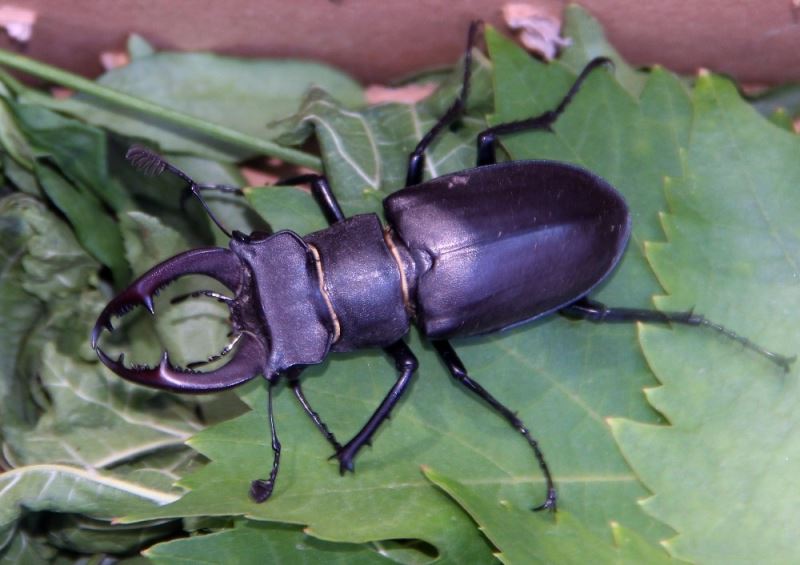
[91,22,793,511]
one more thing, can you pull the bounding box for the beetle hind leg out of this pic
[561,297,796,372]
[433,340,557,511]
[405,20,482,187]
[476,57,613,166]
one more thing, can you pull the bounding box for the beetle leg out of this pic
[561,297,796,372]
[287,366,343,452]
[250,380,282,503]
[405,20,482,187]
[432,340,558,512]
[275,174,346,224]
[475,57,613,166]
[334,340,418,473]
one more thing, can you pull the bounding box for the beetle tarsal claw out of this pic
[249,479,275,503]
[532,488,558,513]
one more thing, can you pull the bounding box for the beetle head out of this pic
[91,246,271,392]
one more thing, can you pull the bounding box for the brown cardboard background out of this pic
[4,1,800,85]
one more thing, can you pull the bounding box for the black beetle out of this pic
[91,22,793,511]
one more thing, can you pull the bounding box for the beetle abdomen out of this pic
[384,161,631,338]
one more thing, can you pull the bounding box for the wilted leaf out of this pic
[5,345,201,475]
[0,198,205,558]
[0,195,43,442]
[611,74,800,563]
[0,463,179,551]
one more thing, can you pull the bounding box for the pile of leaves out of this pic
[1,6,798,564]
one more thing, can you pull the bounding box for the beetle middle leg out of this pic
[433,340,558,511]
[276,177,422,472]
[561,297,795,371]
[334,340,418,473]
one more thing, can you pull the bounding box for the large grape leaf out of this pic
[117,12,701,564]
[611,74,800,563]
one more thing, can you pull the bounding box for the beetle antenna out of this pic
[126,146,234,239]
[250,381,282,503]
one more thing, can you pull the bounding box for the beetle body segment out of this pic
[229,214,412,377]
[304,214,410,352]
[385,160,631,338]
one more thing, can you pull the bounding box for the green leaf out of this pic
[0,99,133,284]
[33,162,128,286]
[11,103,131,212]
[24,52,364,162]
[124,371,496,563]
[270,48,494,214]
[0,529,57,564]
[244,185,329,236]
[611,74,800,563]
[0,463,179,548]
[0,193,99,437]
[5,344,201,475]
[127,35,156,59]
[146,520,396,565]
[0,198,207,558]
[0,195,43,443]
[423,467,677,564]
[483,26,689,544]
[43,513,180,555]
[558,4,648,97]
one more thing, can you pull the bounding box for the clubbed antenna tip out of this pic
[126,146,168,176]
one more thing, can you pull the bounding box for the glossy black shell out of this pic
[384,160,631,339]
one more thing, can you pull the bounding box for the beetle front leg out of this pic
[275,174,346,224]
[432,340,558,512]
[286,366,343,452]
[250,380,282,503]
[334,340,418,473]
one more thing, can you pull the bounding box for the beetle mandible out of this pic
[91,22,794,511]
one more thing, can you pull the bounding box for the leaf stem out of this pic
[0,48,323,170]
